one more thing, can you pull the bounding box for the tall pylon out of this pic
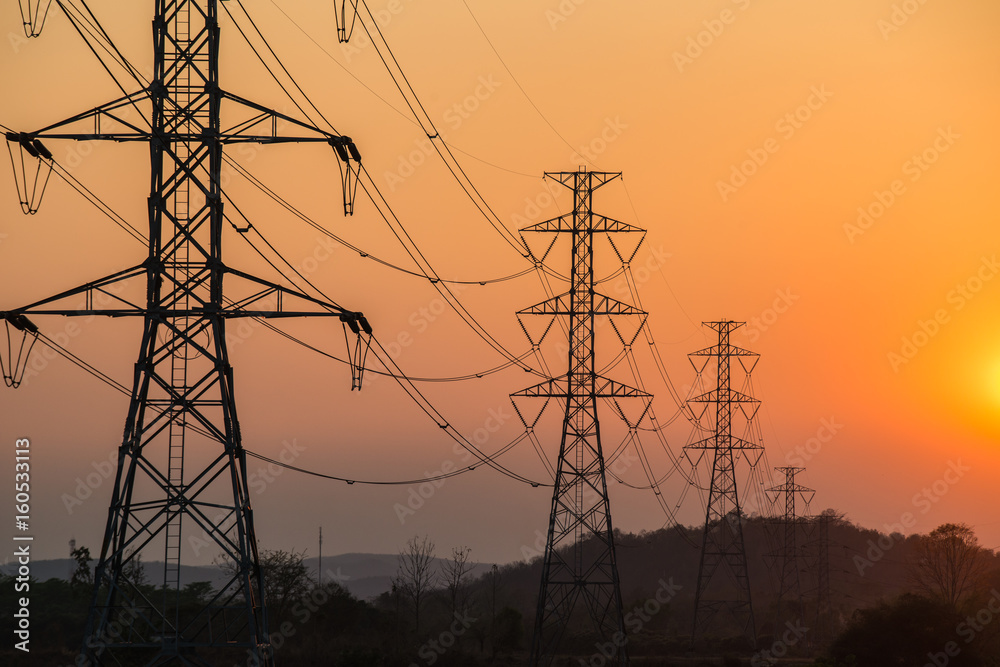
[512,169,649,666]
[2,2,368,664]
[685,321,762,648]
[767,466,814,635]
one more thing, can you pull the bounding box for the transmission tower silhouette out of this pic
[685,320,761,649]
[511,169,649,667]
[767,466,813,635]
[3,2,368,664]
[807,511,836,646]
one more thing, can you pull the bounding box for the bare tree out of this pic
[441,545,472,616]
[909,523,991,609]
[396,535,436,632]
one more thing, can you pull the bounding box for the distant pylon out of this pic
[767,466,814,636]
[685,321,762,648]
[807,511,837,646]
[512,169,650,666]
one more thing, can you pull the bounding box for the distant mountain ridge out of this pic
[2,552,488,601]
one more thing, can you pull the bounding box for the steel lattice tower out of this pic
[512,169,649,667]
[685,321,761,648]
[3,2,367,664]
[807,512,835,646]
[767,466,813,635]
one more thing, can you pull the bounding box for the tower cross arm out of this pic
[543,170,621,189]
[1,264,148,318]
[14,89,154,143]
[222,267,371,332]
[512,374,649,399]
[688,388,758,404]
[517,292,646,317]
[685,434,763,451]
[690,344,758,358]
[218,91,358,155]
[519,213,644,235]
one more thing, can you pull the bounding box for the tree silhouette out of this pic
[70,545,92,590]
[395,535,436,633]
[828,593,983,667]
[260,549,313,625]
[442,545,472,617]
[909,523,990,610]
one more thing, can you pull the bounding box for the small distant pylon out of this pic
[806,511,837,646]
[767,467,814,637]
[512,168,649,667]
[685,321,762,649]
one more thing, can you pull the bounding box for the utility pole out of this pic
[767,466,813,637]
[319,526,323,587]
[512,168,649,667]
[685,321,762,649]
[3,2,368,664]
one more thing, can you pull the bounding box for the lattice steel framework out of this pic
[3,2,367,664]
[767,466,813,636]
[512,169,649,667]
[685,321,761,648]
[807,512,835,646]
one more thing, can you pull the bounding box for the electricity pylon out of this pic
[767,466,813,635]
[685,321,761,648]
[511,169,649,666]
[2,2,368,664]
[807,511,836,646]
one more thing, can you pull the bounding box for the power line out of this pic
[264,0,538,178]
[461,1,594,168]
[245,430,532,487]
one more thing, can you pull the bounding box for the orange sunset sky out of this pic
[2,0,1000,566]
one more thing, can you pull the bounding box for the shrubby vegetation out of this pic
[3,518,999,665]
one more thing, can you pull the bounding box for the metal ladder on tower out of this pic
[162,0,191,643]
